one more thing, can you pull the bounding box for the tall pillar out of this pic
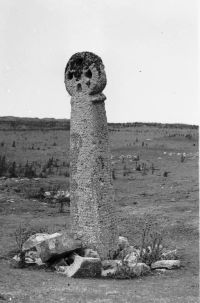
[64,52,118,259]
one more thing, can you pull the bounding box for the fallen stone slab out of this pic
[151,260,181,270]
[23,232,82,262]
[22,233,61,251]
[57,254,102,278]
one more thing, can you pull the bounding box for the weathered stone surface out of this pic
[151,260,181,270]
[84,248,100,259]
[124,250,139,266]
[65,52,118,259]
[57,254,102,278]
[23,232,82,262]
[22,233,61,251]
[37,233,82,262]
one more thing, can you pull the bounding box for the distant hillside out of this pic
[0,116,198,131]
[0,117,70,131]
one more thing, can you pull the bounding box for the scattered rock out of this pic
[151,260,181,270]
[116,246,139,260]
[10,255,23,268]
[57,254,102,278]
[51,258,67,269]
[124,250,139,266]
[84,248,100,259]
[25,250,44,265]
[161,249,177,260]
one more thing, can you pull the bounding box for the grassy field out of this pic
[0,121,199,302]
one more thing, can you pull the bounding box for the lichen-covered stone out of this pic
[65,52,118,259]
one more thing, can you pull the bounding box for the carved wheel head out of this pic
[65,52,107,97]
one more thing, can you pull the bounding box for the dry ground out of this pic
[0,125,199,302]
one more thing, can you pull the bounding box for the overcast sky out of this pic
[0,0,198,124]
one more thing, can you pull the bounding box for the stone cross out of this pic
[65,52,118,259]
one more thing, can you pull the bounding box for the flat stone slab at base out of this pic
[57,254,102,278]
[151,260,181,270]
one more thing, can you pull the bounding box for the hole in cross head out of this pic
[77,83,82,92]
[67,72,73,80]
[85,69,92,78]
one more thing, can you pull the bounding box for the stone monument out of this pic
[64,52,118,259]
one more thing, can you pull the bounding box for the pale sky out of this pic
[0,0,199,124]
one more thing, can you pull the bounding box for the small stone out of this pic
[161,249,177,260]
[57,254,102,278]
[151,260,181,270]
[84,248,100,259]
[51,258,67,269]
[25,250,44,265]
[124,250,139,266]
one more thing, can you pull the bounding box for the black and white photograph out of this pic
[0,0,198,302]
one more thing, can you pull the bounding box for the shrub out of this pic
[139,219,163,266]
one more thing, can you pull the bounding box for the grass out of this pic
[0,123,199,302]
